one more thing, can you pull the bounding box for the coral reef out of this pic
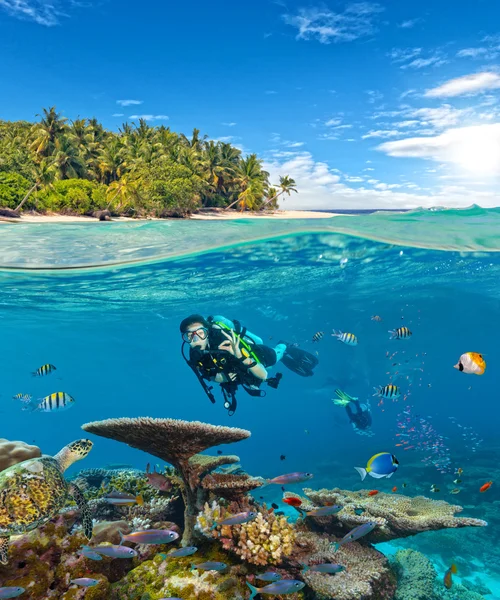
[297,487,487,543]
[201,473,264,503]
[292,530,396,600]
[81,417,252,544]
[391,549,436,600]
[0,438,41,471]
[197,501,295,566]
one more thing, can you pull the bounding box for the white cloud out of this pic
[388,47,421,63]
[222,122,237,127]
[376,123,500,175]
[365,90,383,104]
[425,72,500,98]
[265,90,278,94]
[264,149,496,209]
[389,47,447,70]
[402,55,448,69]
[112,113,125,117]
[287,141,305,147]
[117,99,143,107]
[457,47,490,59]
[362,129,403,139]
[129,114,169,121]
[398,18,421,29]
[213,136,236,143]
[325,117,342,127]
[0,0,68,26]
[283,3,383,44]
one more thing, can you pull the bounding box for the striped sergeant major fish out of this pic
[332,330,358,346]
[312,331,324,342]
[373,384,400,400]
[389,326,412,340]
[31,392,75,412]
[32,363,56,377]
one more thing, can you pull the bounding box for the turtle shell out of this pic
[0,456,69,536]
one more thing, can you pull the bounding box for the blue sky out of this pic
[1,0,500,209]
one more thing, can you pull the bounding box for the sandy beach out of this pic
[1,210,340,223]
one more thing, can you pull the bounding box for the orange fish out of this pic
[444,564,457,589]
[368,490,379,497]
[395,444,403,447]
[480,481,493,493]
[392,486,397,493]
[283,497,302,507]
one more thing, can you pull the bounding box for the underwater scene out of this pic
[1,207,500,599]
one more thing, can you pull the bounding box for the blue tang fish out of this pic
[355,452,399,481]
[247,580,305,598]
[256,572,282,582]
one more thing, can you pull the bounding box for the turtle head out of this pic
[55,439,93,472]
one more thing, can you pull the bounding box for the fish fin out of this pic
[451,564,457,574]
[386,472,394,479]
[300,563,310,572]
[190,563,196,571]
[388,330,396,339]
[136,495,144,506]
[118,530,125,544]
[354,467,367,481]
[246,581,259,600]
[370,472,386,479]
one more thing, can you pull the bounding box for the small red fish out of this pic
[283,497,302,507]
[480,481,493,493]
[444,563,457,589]
[368,490,379,497]
[392,486,397,493]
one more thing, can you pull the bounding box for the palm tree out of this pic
[53,136,86,179]
[97,139,125,183]
[30,106,67,157]
[15,159,57,211]
[260,175,297,210]
[224,154,269,211]
[106,175,142,213]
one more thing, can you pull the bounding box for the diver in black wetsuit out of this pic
[180,314,318,415]
[334,389,374,436]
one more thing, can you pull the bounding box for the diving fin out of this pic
[280,343,318,377]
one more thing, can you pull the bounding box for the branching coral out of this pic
[197,501,295,566]
[300,487,487,543]
[0,438,41,471]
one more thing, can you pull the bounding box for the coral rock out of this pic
[0,438,41,471]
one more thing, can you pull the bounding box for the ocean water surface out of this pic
[0,206,499,597]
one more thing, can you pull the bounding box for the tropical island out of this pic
[0,107,300,221]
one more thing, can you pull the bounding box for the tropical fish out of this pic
[389,327,412,340]
[211,511,257,530]
[78,546,102,560]
[430,485,440,493]
[145,463,172,491]
[70,578,99,587]
[301,563,345,574]
[165,546,198,558]
[257,572,282,582]
[119,529,179,544]
[454,352,486,375]
[191,561,227,571]
[92,544,138,558]
[280,454,286,460]
[333,522,377,551]
[267,472,314,485]
[480,481,493,493]
[332,330,358,346]
[450,489,461,494]
[392,487,398,492]
[12,393,32,402]
[371,315,382,322]
[0,589,25,599]
[453,479,462,484]
[444,564,457,589]
[271,503,279,510]
[103,490,144,506]
[283,497,302,507]
[374,385,400,400]
[246,580,305,599]
[299,505,343,517]
[456,468,463,476]
[368,490,379,497]
[31,392,74,412]
[312,331,324,342]
[32,363,56,377]
[355,452,399,481]
[402,483,408,488]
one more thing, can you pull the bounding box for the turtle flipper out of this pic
[70,483,93,540]
[0,536,9,565]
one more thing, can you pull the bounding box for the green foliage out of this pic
[0,171,31,208]
[37,179,107,215]
[0,107,297,217]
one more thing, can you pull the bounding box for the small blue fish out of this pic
[119,529,178,544]
[267,472,314,485]
[0,589,24,599]
[299,504,343,517]
[247,580,305,598]
[70,578,99,587]
[191,561,226,571]
[92,544,138,558]
[355,452,399,481]
[211,511,257,530]
[256,572,282,582]
[333,522,378,551]
[79,546,102,560]
[165,546,198,558]
[302,563,345,574]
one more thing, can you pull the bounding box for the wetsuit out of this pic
[346,400,372,431]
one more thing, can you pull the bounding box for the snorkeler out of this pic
[180,314,318,415]
[333,389,374,437]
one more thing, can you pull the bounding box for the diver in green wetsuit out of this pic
[180,314,318,415]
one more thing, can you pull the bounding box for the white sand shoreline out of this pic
[1,210,341,223]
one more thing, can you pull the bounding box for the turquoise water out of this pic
[1,207,499,597]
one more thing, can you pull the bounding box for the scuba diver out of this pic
[180,314,318,415]
[333,389,374,437]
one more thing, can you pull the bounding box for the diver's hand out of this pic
[219,330,242,358]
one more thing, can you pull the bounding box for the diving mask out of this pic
[183,327,209,343]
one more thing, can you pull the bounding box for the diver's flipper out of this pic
[280,344,318,377]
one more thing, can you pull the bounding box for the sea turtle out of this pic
[0,438,94,564]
